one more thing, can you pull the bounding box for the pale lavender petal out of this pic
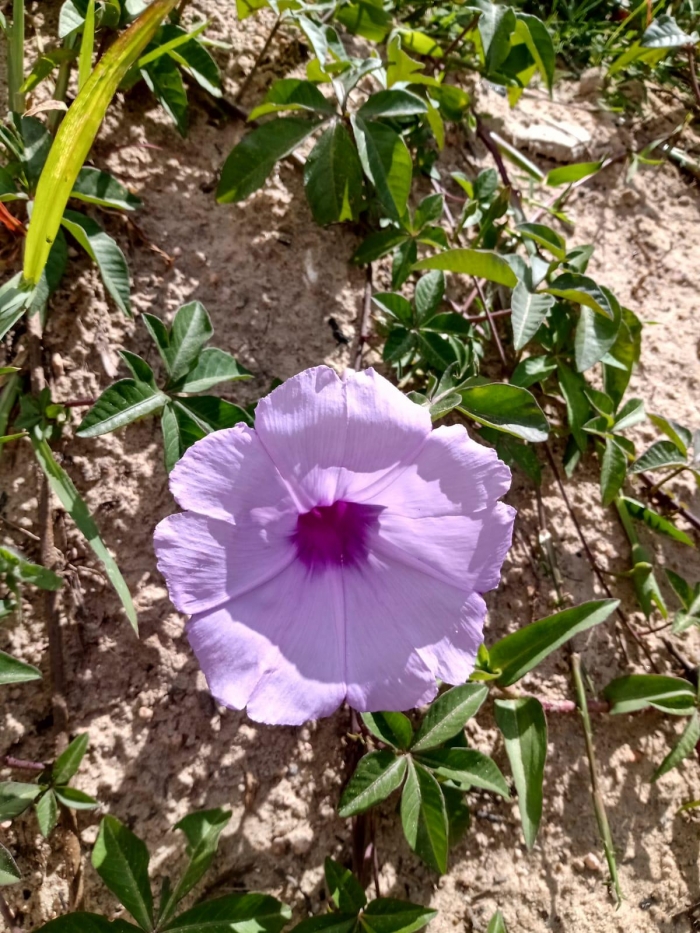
[188,561,346,725]
[254,367,347,509]
[254,366,432,507]
[372,502,515,593]
[343,553,484,711]
[154,512,296,614]
[170,424,296,523]
[360,424,511,517]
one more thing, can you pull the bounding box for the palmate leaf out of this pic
[141,55,188,136]
[361,712,413,751]
[162,892,291,933]
[351,116,412,223]
[411,684,487,752]
[0,649,42,685]
[60,210,131,315]
[30,436,137,632]
[304,123,364,225]
[494,698,546,849]
[161,300,213,383]
[92,816,154,932]
[0,781,42,820]
[77,380,167,437]
[217,117,323,204]
[338,751,407,818]
[400,759,448,874]
[24,0,180,288]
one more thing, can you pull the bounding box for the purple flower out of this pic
[154,366,515,725]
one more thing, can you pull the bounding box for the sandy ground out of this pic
[2,4,700,931]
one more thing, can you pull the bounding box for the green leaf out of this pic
[414,249,517,288]
[335,1,391,42]
[0,275,32,341]
[511,355,556,389]
[351,116,412,223]
[0,782,42,820]
[304,123,364,225]
[392,239,417,289]
[648,413,692,456]
[358,89,427,118]
[613,397,645,432]
[61,210,131,315]
[458,383,549,443]
[574,301,621,373]
[171,344,251,394]
[291,915,358,933]
[360,898,437,933]
[0,649,42,685]
[78,0,96,91]
[442,785,470,846]
[400,759,448,874]
[619,497,694,547]
[416,748,510,798]
[249,78,336,120]
[162,892,291,933]
[93,815,154,932]
[603,674,696,715]
[545,162,603,186]
[361,712,413,751]
[642,14,699,48]
[217,117,322,204]
[324,858,366,913]
[120,351,155,387]
[631,440,689,474]
[176,396,251,432]
[36,789,59,838]
[21,116,53,194]
[653,710,700,782]
[516,223,565,261]
[54,786,98,809]
[77,380,167,437]
[30,436,137,632]
[160,402,206,472]
[546,273,616,319]
[142,55,188,136]
[515,13,555,91]
[557,363,590,452]
[338,751,407,818]
[23,0,180,287]
[352,229,408,265]
[487,910,508,933]
[36,914,141,932]
[414,271,444,322]
[53,733,89,785]
[72,166,142,211]
[489,599,618,687]
[165,808,231,915]
[411,684,488,752]
[494,698,546,849]
[600,437,627,506]
[0,545,63,589]
[0,842,20,886]
[165,301,214,383]
[510,281,554,351]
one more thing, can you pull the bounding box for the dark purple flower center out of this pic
[293,500,382,571]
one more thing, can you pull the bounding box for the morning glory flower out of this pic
[154,366,514,725]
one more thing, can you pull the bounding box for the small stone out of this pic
[138,706,153,720]
[583,853,603,872]
[288,826,314,855]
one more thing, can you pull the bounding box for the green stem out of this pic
[571,652,623,907]
[48,36,76,134]
[0,372,20,451]
[648,465,686,496]
[7,0,25,114]
[615,495,639,547]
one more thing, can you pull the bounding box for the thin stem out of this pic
[2,755,46,771]
[535,487,564,604]
[7,0,25,114]
[49,36,76,133]
[544,444,660,672]
[571,653,623,907]
[234,14,281,104]
[639,472,700,536]
[473,278,507,369]
[647,466,686,496]
[475,116,525,222]
[687,45,700,110]
[439,15,478,66]
[354,264,373,370]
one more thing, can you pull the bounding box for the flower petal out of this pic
[154,512,296,614]
[372,502,515,594]
[187,561,346,725]
[254,366,432,508]
[343,553,484,711]
[361,425,511,517]
[169,424,295,523]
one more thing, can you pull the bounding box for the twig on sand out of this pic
[354,264,374,370]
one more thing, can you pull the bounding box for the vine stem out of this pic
[2,756,46,771]
[639,472,700,536]
[544,444,660,673]
[571,652,623,907]
[686,45,700,110]
[234,14,282,104]
[354,264,374,370]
